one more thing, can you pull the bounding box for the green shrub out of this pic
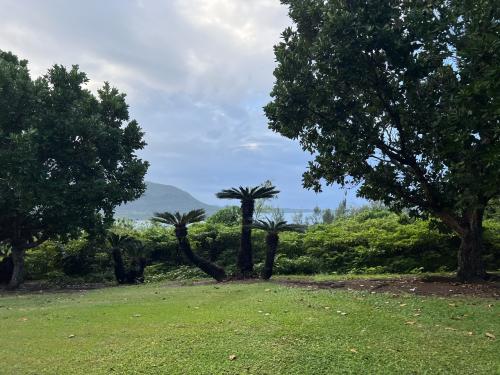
[21,208,500,281]
[25,242,63,280]
[483,220,500,270]
[144,265,207,282]
[273,255,323,275]
[206,206,241,226]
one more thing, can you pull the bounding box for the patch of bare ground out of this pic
[0,281,114,295]
[277,275,500,299]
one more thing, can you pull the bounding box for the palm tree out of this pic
[107,232,147,284]
[152,209,226,281]
[253,219,305,280]
[108,232,132,284]
[216,185,279,277]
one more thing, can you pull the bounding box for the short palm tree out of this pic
[152,209,226,281]
[253,219,305,280]
[216,185,279,277]
[107,232,130,283]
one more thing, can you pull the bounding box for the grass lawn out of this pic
[0,281,498,374]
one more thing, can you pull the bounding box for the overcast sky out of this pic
[1,0,365,209]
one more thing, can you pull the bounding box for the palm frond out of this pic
[152,209,206,226]
[152,211,178,225]
[251,185,280,200]
[216,184,279,201]
[215,187,244,200]
[183,209,206,224]
[252,219,272,231]
[107,232,133,247]
[252,218,306,233]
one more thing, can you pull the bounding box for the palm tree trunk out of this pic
[261,233,279,280]
[177,237,226,281]
[238,200,254,277]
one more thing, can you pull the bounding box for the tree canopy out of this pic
[265,0,499,281]
[0,50,149,287]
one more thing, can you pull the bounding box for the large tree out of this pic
[216,185,279,277]
[265,0,499,281]
[0,51,149,288]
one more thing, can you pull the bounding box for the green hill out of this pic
[114,182,220,220]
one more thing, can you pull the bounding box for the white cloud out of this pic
[238,142,261,151]
[0,0,364,209]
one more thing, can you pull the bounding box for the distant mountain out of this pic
[114,182,220,220]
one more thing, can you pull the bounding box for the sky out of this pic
[1,0,366,209]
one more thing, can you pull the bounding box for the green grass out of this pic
[0,282,498,374]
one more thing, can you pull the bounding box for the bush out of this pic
[273,255,323,275]
[207,206,241,226]
[20,208,500,281]
[25,242,64,280]
[25,236,112,282]
[144,265,207,282]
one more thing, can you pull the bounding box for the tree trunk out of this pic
[238,199,254,277]
[0,255,14,284]
[261,233,279,280]
[457,209,487,282]
[178,237,226,282]
[8,246,25,290]
[112,248,127,284]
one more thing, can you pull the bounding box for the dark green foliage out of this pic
[216,185,280,277]
[0,51,149,288]
[265,0,499,281]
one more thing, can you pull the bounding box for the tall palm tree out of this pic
[253,219,305,280]
[152,209,226,281]
[216,185,279,277]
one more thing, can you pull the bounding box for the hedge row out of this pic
[23,210,500,281]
